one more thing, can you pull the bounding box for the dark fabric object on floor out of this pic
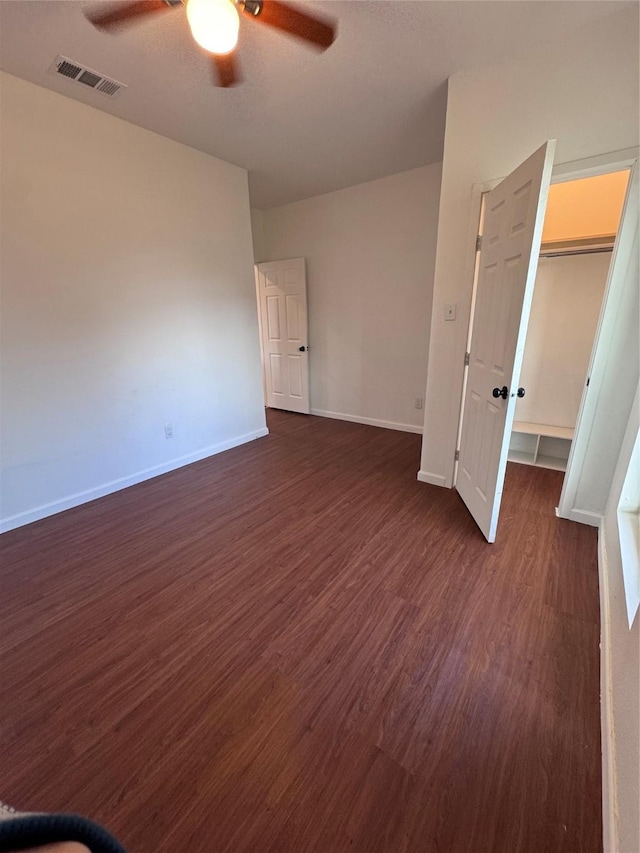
[0,811,127,853]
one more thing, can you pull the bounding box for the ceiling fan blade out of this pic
[212,52,242,88]
[246,0,336,50]
[86,0,177,32]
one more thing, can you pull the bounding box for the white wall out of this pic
[0,73,266,532]
[600,382,639,853]
[419,6,639,486]
[515,252,610,428]
[261,163,442,432]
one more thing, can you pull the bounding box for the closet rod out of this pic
[540,246,613,258]
[540,234,615,259]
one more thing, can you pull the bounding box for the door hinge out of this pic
[455,449,460,461]
[586,376,590,387]
[476,234,482,252]
[464,352,470,366]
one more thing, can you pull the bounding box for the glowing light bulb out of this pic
[186,0,240,55]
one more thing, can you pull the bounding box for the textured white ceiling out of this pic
[0,1,631,208]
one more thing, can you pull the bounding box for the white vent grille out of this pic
[49,55,126,98]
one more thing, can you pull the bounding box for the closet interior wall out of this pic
[509,249,612,471]
[508,169,629,472]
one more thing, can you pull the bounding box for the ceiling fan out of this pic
[85,0,337,88]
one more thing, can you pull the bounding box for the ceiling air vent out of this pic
[49,55,127,98]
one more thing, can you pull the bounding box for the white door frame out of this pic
[557,151,638,523]
[254,265,267,403]
[455,147,639,520]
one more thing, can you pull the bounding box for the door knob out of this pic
[492,386,508,400]
[517,387,526,398]
[298,345,308,352]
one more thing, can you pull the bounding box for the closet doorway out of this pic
[508,170,630,474]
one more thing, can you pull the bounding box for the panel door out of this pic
[257,258,310,414]
[457,141,556,542]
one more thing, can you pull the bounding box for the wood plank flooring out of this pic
[0,410,602,852]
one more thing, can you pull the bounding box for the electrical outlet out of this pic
[164,423,174,439]
[414,397,424,410]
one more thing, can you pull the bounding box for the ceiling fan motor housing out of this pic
[240,1,263,16]
[88,0,335,88]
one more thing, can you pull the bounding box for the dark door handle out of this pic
[298,345,308,352]
[517,387,526,398]
[492,386,508,400]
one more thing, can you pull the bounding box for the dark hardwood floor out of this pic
[0,410,601,852]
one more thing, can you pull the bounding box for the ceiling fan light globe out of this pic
[186,0,239,55]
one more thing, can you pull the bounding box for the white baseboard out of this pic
[417,470,448,487]
[598,531,618,853]
[0,427,269,534]
[310,408,423,434]
[557,507,603,527]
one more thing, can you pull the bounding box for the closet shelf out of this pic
[512,421,574,441]
[508,422,574,472]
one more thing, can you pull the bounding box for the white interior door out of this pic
[457,141,556,542]
[257,258,310,414]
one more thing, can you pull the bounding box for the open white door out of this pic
[257,258,310,414]
[457,141,556,542]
